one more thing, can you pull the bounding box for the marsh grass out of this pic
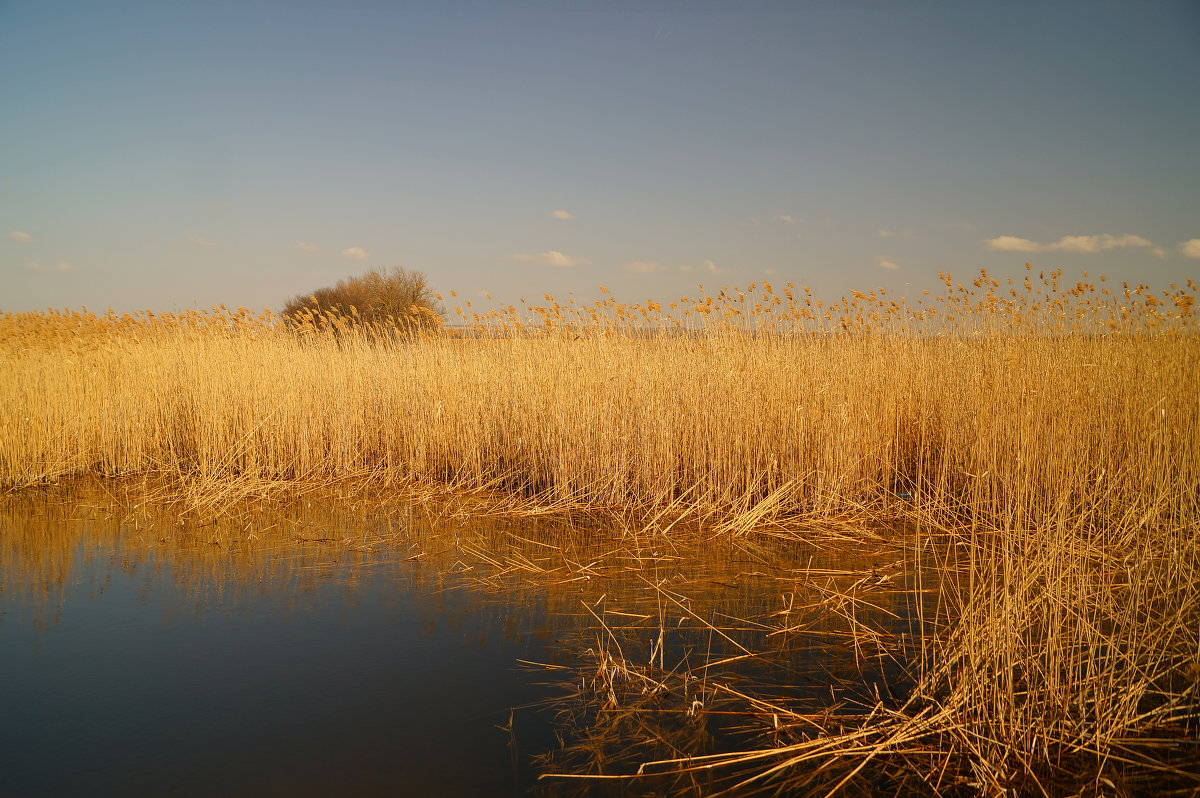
[2,267,1198,794]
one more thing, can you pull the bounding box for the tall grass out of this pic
[2,267,1195,531]
[2,265,1197,791]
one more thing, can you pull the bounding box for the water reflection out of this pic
[0,484,914,796]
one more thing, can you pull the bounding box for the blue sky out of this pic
[2,1,1198,314]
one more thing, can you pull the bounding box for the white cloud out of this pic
[878,229,894,238]
[186,235,216,247]
[551,209,573,220]
[623,260,669,273]
[1047,236,1096,253]
[510,250,587,267]
[705,260,723,274]
[339,246,369,260]
[985,235,1044,252]
[985,233,1158,254]
[22,261,73,273]
[875,256,900,271]
[771,214,795,225]
[296,242,320,253]
[1050,234,1153,254]
[8,231,35,244]
[1152,246,1170,259]
[1179,239,1200,259]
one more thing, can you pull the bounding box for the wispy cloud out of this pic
[878,229,894,238]
[1053,234,1153,253]
[8,231,35,244]
[295,242,321,253]
[985,235,1046,252]
[985,233,1157,254]
[551,209,573,220]
[1180,239,1200,259]
[510,250,587,267]
[875,256,900,270]
[23,261,74,273]
[770,214,795,225]
[623,260,669,273]
[339,246,369,260]
[680,260,723,274]
[186,235,216,247]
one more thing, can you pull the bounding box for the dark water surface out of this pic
[0,487,911,797]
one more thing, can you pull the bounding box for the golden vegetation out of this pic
[2,266,1195,531]
[2,265,1198,793]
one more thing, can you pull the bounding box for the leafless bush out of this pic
[282,267,443,333]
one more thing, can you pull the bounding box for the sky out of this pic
[2,0,1198,315]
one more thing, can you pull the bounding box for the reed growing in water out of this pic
[2,265,1197,792]
[4,267,1195,525]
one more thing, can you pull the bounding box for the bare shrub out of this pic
[282,267,443,333]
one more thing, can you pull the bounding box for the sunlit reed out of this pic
[2,266,1197,792]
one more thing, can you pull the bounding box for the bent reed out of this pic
[3,265,1198,793]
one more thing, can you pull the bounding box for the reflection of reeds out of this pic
[538,522,1199,795]
[534,542,925,795]
[3,268,1198,793]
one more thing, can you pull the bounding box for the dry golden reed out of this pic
[2,267,1196,535]
[2,267,1198,791]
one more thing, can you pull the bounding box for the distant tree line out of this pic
[282,267,444,333]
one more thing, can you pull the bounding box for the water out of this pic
[0,486,913,796]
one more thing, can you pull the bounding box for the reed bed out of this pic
[3,268,1196,529]
[2,266,1198,793]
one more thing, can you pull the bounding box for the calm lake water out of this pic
[0,486,913,796]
